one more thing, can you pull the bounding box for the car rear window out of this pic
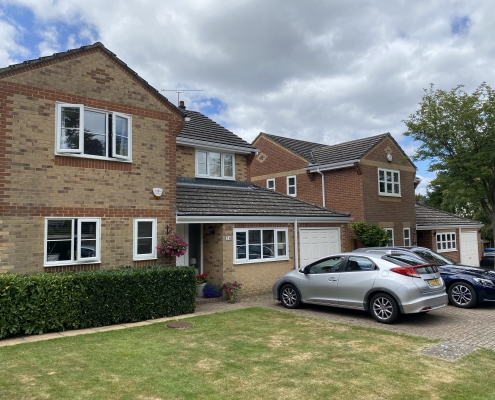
[382,254,426,266]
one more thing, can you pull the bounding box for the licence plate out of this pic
[428,278,441,287]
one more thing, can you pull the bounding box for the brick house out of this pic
[174,105,352,295]
[0,42,184,274]
[251,133,483,266]
[0,43,353,296]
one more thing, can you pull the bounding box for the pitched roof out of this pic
[415,204,483,228]
[260,132,393,166]
[0,42,182,117]
[176,177,350,219]
[178,110,257,152]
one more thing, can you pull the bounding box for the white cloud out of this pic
[0,14,28,66]
[2,0,495,174]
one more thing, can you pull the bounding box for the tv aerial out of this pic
[161,89,203,106]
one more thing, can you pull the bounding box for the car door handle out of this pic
[328,277,338,282]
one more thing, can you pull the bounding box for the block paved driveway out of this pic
[196,294,495,351]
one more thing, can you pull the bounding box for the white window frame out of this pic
[403,228,411,246]
[234,228,289,264]
[55,103,132,162]
[195,150,235,180]
[436,232,457,252]
[44,217,101,266]
[378,168,401,197]
[266,178,275,190]
[384,228,394,247]
[287,175,296,197]
[133,218,157,261]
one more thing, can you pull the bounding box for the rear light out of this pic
[482,255,486,259]
[391,267,421,278]
[390,264,438,278]
[421,306,431,311]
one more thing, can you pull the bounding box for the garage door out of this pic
[299,228,341,267]
[460,230,479,267]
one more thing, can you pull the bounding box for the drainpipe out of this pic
[294,219,299,270]
[316,169,325,208]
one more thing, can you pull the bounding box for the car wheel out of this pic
[280,284,301,309]
[448,282,477,308]
[370,293,399,324]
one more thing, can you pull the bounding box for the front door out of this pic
[175,224,202,274]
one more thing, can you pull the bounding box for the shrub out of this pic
[349,221,391,247]
[0,266,196,338]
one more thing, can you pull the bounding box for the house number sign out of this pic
[225,236,232,241]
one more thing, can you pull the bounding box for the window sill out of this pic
[44,260,101,267]
[133,256,158,262]
[55,153,132,163]
[437,249,458,253]
[378,193,402,198]
[195,175,235,181]
[234,257,289,265]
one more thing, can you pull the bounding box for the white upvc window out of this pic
[234,228,289,264]
[403,228,411,246]
[436,232,457,252]
[384,228,394,246]
[378,168,400,196]
[287,175,296,196]
[196,150,235,179]
[133,219,157,260]
[45,218,101,266]
[267,178,275,190]
[55,103,132,161]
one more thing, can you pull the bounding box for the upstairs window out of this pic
[378,168,400,196]
[56,103,132,161]
[196,150,235,179]
[287,175,296,196]
[267,178,275,190]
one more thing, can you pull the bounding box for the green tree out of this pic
[350,221,390,247]
[404,83,495,264]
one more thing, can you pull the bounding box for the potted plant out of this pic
[222,281,243,303]
[203,283,222,298]
[195,273,208,297]
[157,233,188,257]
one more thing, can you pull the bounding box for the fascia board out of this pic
[176,137,257,154]
[416,224,483,230]
[176,215,352,224]
[305,159,360,172]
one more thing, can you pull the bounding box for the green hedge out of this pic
[0,266,196,338]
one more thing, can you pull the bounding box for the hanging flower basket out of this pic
[157,233,188,257]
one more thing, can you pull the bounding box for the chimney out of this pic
[179,100,186,110]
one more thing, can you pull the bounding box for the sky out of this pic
[1,0,494,195]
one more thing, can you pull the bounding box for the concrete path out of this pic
[2,294,495,351]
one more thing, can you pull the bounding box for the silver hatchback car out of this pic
[272,251,448,323]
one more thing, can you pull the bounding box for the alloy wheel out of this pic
[372,296,394,321]
[451,284,473,306]
[282,287,298,307]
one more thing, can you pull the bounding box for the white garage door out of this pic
[460,230,479,267]
[299,228,341,267]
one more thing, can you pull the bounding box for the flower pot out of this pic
[196,283,206,297]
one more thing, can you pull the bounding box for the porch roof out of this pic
[176,177,351,221]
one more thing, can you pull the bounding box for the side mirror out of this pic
[302,266,310,275]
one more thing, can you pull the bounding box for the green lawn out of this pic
[1,308,495,399]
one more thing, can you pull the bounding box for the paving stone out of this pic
[422,341,478,361]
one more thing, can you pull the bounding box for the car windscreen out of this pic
[412,249,454,266]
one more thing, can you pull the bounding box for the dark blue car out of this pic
[355,246,495,309]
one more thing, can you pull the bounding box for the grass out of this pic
[1,308,495,399]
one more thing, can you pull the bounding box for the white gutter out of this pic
[416,224,483,230]
[305,159,360,173]
[176,137,257,154]
[176,215,352,224]
[294,219,299,270]
[316,169,325,208]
